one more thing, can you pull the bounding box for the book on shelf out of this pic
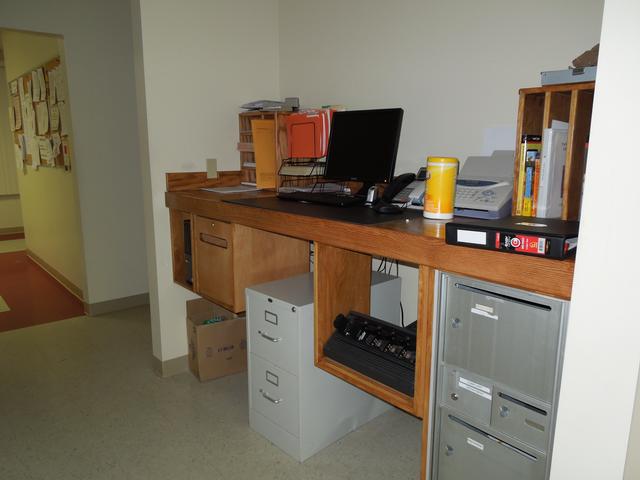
[531,152,542,216]
[516,134,542,216]
[537,123,568,218]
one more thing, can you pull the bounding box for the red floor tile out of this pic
[0,251,85,332]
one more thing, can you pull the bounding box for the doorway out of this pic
[0,29,85,331]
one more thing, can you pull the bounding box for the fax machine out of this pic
[398,150,514,219]
[454,150,514,219]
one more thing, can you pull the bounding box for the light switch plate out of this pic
[206,158,218,179]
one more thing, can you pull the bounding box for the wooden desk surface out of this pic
[165,189,574,299]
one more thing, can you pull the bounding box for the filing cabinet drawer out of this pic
[193,216,235,309]
[443,276,564,402]
[437,408,546,480]
[442,366,492,426]
[250,354,299,436]
[490,387,551,452]
[247,290,299,373]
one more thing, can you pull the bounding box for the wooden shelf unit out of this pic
[238,111,290,187]
[313,243,431,418]
[512,81,595,220]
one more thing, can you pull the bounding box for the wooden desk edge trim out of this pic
[166,191,574,300]
[166,171,244,192]
[317,357,418,416]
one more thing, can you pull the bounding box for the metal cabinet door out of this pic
[442,275,564,402]
[436,409,546,480]
[441,366,492,425]
[490,387,551,452]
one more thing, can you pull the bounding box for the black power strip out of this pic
[323,311,416,396]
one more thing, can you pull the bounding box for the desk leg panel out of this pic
[419,266,436,480]
[313,243,371,365]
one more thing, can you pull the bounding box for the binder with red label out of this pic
[445,216,579,259]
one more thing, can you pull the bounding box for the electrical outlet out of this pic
[206,158,218,179]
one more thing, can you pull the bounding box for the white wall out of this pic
[279,0,604,172]
[279,0,604,333]
[550,0,640,477]
[0,0,148,305]
[134,0,280,361]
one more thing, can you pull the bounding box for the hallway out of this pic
[0,236,85,332]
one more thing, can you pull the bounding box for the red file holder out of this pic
[285,110,331,158]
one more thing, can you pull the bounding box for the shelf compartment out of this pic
[313,243,432,417]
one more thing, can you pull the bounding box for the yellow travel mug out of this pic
[423,156,459,220]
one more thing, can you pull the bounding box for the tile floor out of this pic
[0,306,422,480]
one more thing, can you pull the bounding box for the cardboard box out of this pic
[186,298,247,382]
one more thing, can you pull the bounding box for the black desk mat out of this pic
[224,196,423,225]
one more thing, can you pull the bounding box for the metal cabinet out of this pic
[247,271,401,462]
[437,408,547,480]
[430,273,569,480]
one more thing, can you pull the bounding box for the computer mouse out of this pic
[373,201,403,214]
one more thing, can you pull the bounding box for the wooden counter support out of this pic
[314,243,372,367]
[418,266,435,480]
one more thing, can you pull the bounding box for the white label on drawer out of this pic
[470,307,499,320]
[467,438,484,451]
[457,229,487,245]
[474,303,494,314]
[459,377,492,400]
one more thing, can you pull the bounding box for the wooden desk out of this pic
[165,187,574,477]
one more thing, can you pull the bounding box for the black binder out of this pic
[445,216,579,259]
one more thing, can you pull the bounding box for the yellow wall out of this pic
[0,65,23,229]
[0,196,23,229]
[2,30,85,297]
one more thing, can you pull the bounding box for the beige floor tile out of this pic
[0,306,421,480]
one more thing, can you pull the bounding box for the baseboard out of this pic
[26,249,85,301]
[85,293,150,316]
[0,227,24,236]
[153,355,188,377]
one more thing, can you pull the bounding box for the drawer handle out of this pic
[258,330,281,343]
[200,233,228,249]
[259,388,283,405]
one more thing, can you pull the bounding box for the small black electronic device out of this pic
[372,201,403,214]
[381,172,416,203]
[369,172,416,214]
[323,311,416,396]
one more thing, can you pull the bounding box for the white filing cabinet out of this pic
[246,271,401,462]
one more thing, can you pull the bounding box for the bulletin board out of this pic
[7,56,72,171]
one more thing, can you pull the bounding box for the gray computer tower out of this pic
[430,273,569,480]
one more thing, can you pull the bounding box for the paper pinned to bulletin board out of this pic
[7,56,72,171]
